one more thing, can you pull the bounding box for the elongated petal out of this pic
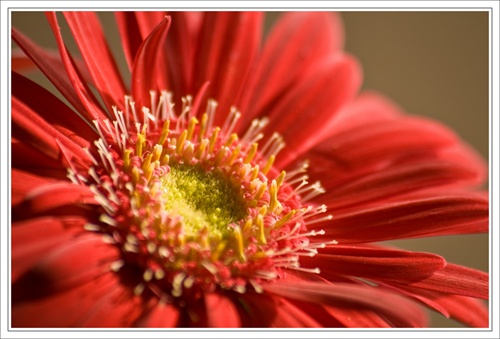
[313,193,488,243]
[13,273,117,327]
[131,16,170,111]
[13,233,119,302]
[323,305,392,327]
[11,216,88,282]
[134,302,180,327]
[74,287,144,327]
[134,12,170,92]
[204,293,241,327]
[13,182,97,219]
[45,12,109,121]
[12,139,67,179]
[396,263,488,299]
[318,159,483,212]
[114,12,143,70]
[309,116,458,175]
[12,96,92,168]
[264,281,426,327]
[12,27,89,117]
[12,71,96,146]
[265,54,362,169]
[240,12,344,125]
[194,12,263,126]
[302,245,446,283]
[11,169,53,206]
[12,48,35,71]
[64,12,127,111]
[423,293,488,327]
[164,12,196,96]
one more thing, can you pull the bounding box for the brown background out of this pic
[12,11,489,328]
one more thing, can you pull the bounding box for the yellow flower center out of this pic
[75,91,333,300]
[161,162,247,238]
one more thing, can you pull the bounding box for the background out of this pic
[12,11,490,328]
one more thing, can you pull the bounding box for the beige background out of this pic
[12,11,489,328]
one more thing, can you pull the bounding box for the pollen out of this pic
[77,90,333,301]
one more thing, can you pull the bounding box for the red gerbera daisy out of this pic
[10,11,489,328]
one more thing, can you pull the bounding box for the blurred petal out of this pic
[397,264,488,299]
[12,71,96,146]
[11,216,88,282]
[240,12,344,125]
[45,12,108,121]
[13,233,118,302]
[312,193,488,243]
[12,27,90,117]
[131,16,171,111]
[11,169,53,206]
[266,54,362,169]
[64,12,128,111]
[194,12,263,126]
[12,96,92,167]
[302,245,446,283]
[134,301,180,327]
[265,281,426,327]
[114,12,143,70]
[205,293,241,327]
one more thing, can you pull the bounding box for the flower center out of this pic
[74,91,333,301]
[161,162,247,238]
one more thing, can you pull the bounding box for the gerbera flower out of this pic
[11,11,489,328]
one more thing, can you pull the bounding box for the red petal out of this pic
[12,96,92,167]
[319,159,484,212]
[323,305,392,327]
[12,139,67,179]
[423,293,488,327]
[11,168,53,206]
[12,71,96,146]
[265,54,362,169]
[11,27,90,117]
[11,48,36,71]
[204,293,241,327]
[13,233,119,302]
[114,12,143,70]
[240,12,344,125]
[11,216,88,282]
[397,263,488,300]
[75,287,144,327]
[264,281,426,327]
[131,16,171,111]
[45,12,108,121]
[134,12,170,92]
[303,245,446,283]
[237,293,321,327]
[13,181,96,219]
[12,273,118,327]
[314,193,488,243]
[134,302,180,327]
[309,116,458,175]
[193,12,263,126]
[164,12,197,96]
[64,12,128,111]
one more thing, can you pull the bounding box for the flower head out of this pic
[11,11,488,328]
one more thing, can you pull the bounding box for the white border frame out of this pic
[1,1,498,338]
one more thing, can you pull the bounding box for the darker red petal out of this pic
[64,12,128,111]
[45,12,109,122]
[303,245,446,283]
[265,281,427,327]
[194,12,263,126]
[313,193,488,243]
[240,12,344,125]
[131,16,171,111]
